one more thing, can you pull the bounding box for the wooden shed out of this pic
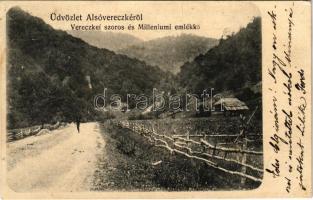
[213,97,249,115]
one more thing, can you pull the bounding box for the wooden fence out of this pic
[114,120,263,183]
[7,122,67,142]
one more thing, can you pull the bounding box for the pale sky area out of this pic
[16,2,260,41]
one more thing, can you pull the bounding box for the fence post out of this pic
[240,135,247,185]
[186,130,190,150]
[212,141,217,156]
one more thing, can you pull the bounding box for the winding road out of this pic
[6,122,105,192]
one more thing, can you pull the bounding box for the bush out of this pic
[95,111,116,122]
[116,135,136,156]
[128,112,155,120]
[153,156,201,190]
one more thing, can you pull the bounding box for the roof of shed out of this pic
[214,98,249,111]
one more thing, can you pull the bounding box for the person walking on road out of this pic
[76,116,81,133]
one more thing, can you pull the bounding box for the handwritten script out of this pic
[266,3,307,194]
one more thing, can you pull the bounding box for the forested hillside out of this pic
[7,7,166,129]
[178,17,261,110]
[7,7,261,129]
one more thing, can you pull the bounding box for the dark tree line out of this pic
[7,7,167,129]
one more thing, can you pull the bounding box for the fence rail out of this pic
[114,120,263,183]
[7,122,67,142]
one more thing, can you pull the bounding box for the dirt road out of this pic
[7,122,105,192]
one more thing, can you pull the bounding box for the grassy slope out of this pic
[92,121,261,191]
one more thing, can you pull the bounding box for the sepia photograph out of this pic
[4,3,264,193]
[0,0,310,198]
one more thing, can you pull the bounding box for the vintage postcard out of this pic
[0,1,311,199]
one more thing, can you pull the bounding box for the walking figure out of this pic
[76,116,81,133]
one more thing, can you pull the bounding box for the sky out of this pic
[17,2,260,41]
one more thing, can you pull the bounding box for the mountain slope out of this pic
[7,7,166,129]
[67,31,143,52]
[178,17,261,110]
[118,34,219,74]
